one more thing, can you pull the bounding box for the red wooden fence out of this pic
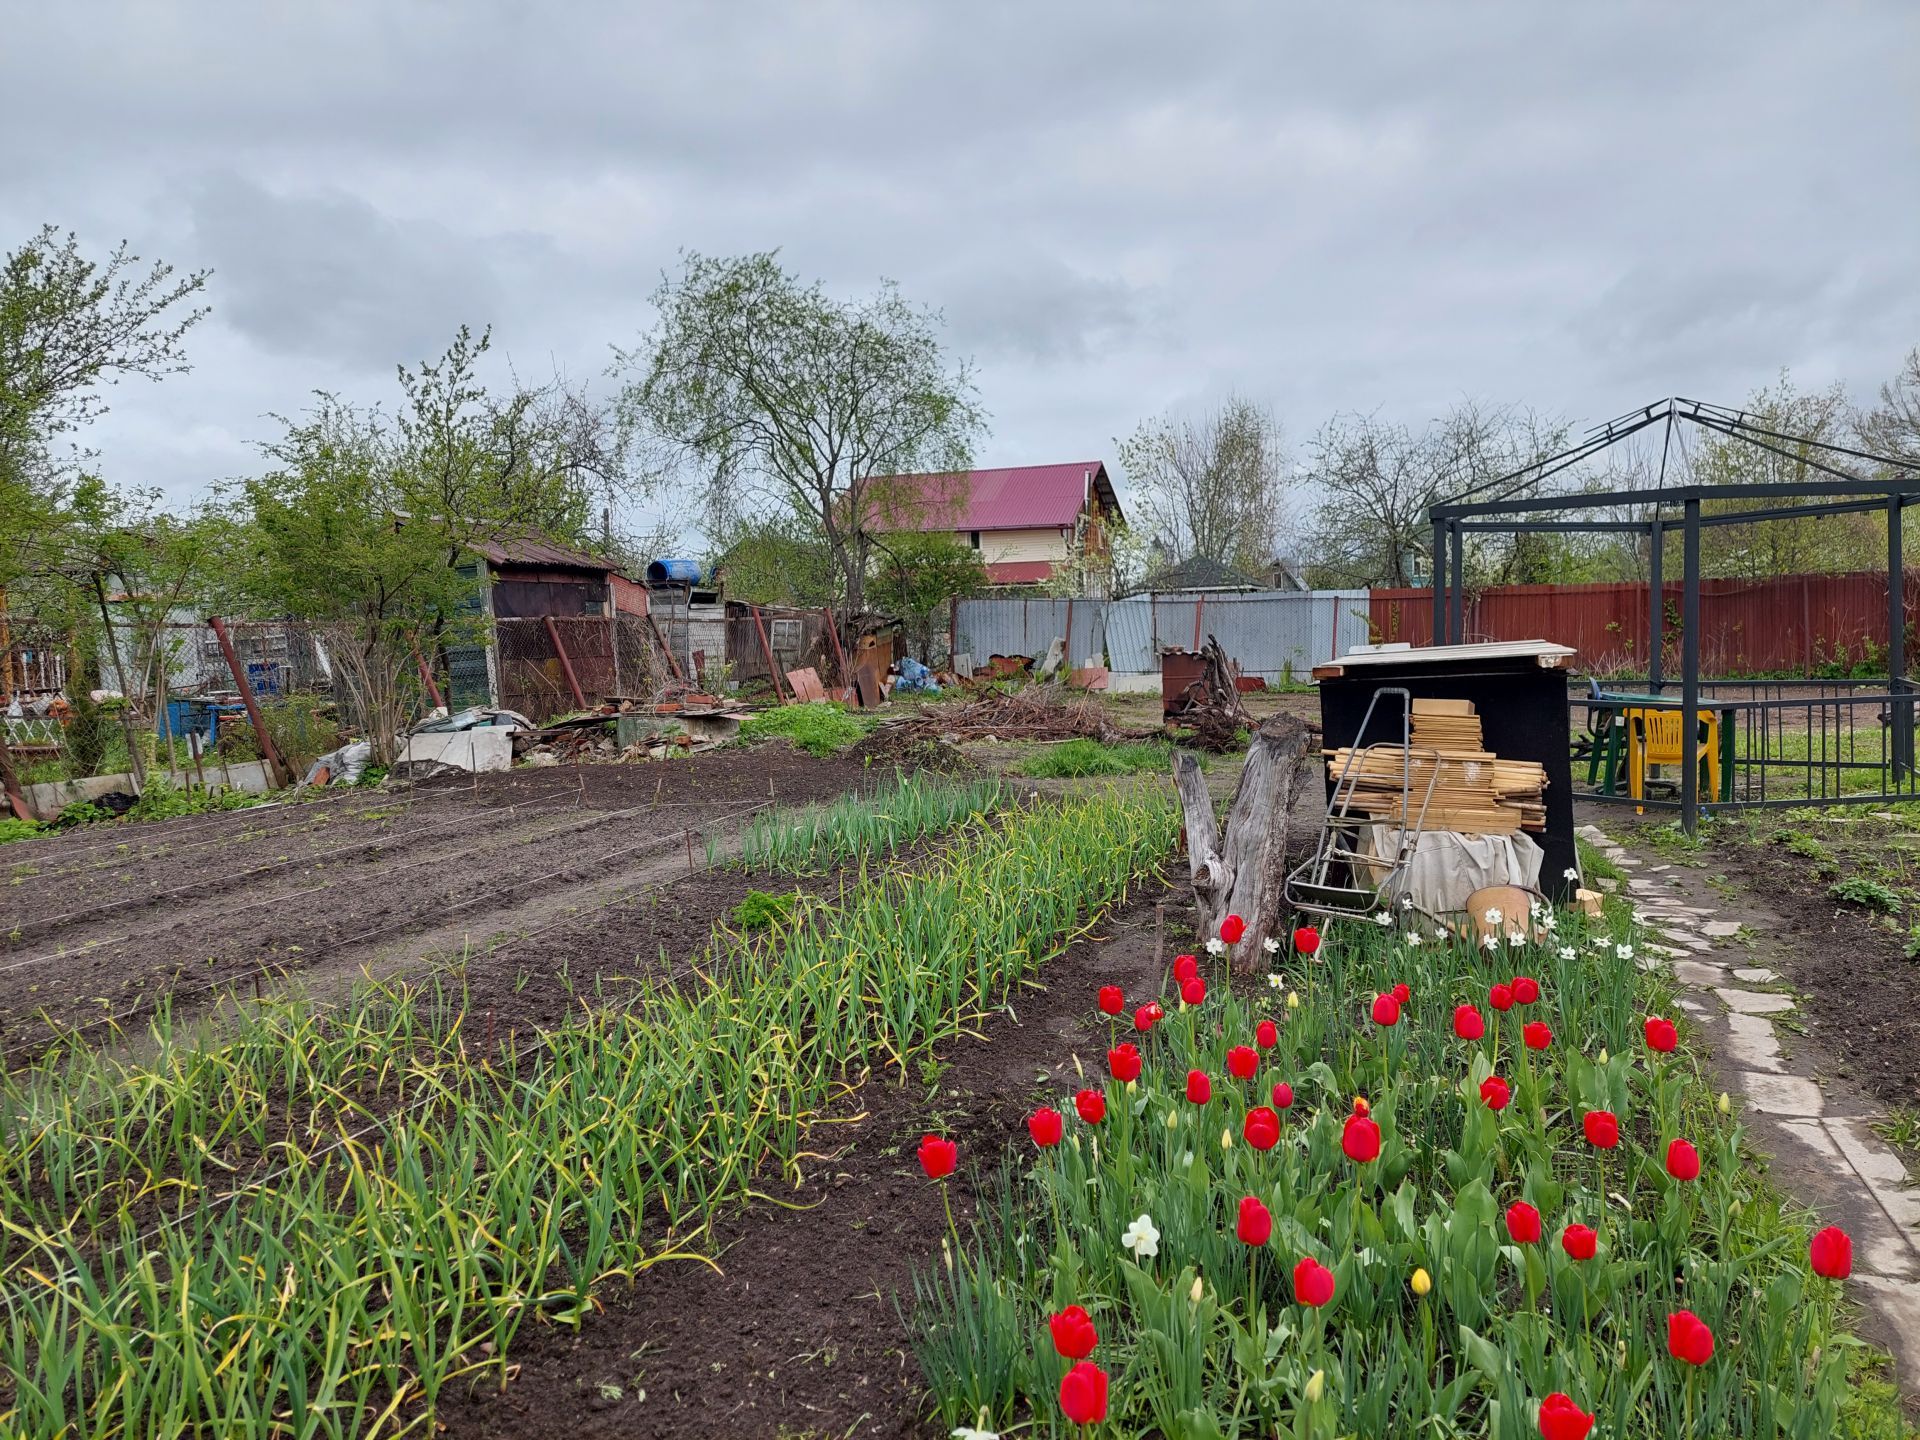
[1370,572,1918,676]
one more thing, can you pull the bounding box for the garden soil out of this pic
[435,880,1198,1440]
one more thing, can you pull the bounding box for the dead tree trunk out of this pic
[1174,711,1314,979]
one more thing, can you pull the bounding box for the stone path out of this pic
[1579,822,1920,1400]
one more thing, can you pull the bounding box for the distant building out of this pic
[1138,554,1267,595]
[862,461,1125,591]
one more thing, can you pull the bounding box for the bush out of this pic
[0,818,47,846]
[1828,876,1902,913]
[731,889,799,930]
[737,702,874,756]
[1020,738,1171,779]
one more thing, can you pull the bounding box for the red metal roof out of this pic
[866,461,1120,533]
[983,560,1057,584]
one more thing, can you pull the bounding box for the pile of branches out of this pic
[898,688,1140,744]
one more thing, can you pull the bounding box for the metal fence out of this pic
[492,614,668,722]
[951,590,1372,684]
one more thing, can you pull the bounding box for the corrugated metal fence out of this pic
[1371,571,1917,675]
[953,590,1372,685]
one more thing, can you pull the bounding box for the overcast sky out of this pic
[5,2,1916,541]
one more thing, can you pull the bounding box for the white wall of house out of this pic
[961,527,1068,566]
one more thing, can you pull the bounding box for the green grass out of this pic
[911,902,1912,1438]
[1020,738,1173,779]
[0,786,1177,1436]
[737,702,876,756]
[1574,837,1624,885]
[729,773,1005,874]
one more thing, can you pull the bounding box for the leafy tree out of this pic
[0,226,208,586]
[709,513,838,607]
[618,251,985,616]
[867,530,987,662]
[1116,396,1290,580]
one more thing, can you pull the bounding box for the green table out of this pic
[1581,693,1734,803]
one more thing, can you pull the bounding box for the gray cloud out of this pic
[0,0,1914,523]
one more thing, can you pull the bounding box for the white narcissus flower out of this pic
[1615,943,1635,961]
[1262,935,1280,953]
[1483,906,1504,926]
[1506,931,1524,947]
[1480,934,1499,952]
[1122,1213,1160,1259]
[953,1419,1000,1440]
[1372,911,1393,926]
[1563,866,1579,881]
[1405,932,1423,946]
[1558,945,1576,960]
[1205,937,1227,956]
[1267,971,1285,989]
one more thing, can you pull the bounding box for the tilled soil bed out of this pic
[434,880,1193,1440]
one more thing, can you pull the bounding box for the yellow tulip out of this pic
[1305,1370,1326,1403]
[1411,1267,1432,1296]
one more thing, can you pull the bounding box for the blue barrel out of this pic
[645,558,704,585]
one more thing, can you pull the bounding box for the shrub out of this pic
[1828,876,1901,913]
[738,702,874,756]
[732,889,798,930]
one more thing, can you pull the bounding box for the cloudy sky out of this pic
[5,2,1916,540]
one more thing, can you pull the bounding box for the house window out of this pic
[968,530,981,550]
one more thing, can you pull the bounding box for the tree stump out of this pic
[1174,711,1314,978]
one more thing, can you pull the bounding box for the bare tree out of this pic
[1116,396,1289,582]
[1303,402,1568,588]
[1859,346,1920,466]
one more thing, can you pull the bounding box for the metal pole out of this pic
[1681,498,1701,833]
[1448,524,1465,644]
[1890,496,1910,780]
[1431,519,1447,643]
[542,615,588,709]
[751,605,788,702]
[1648,518,1664,692]
[208,616,293,788]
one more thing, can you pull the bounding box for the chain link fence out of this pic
[494,614,669,722]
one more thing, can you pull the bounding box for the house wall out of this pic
[968,526,1069,566]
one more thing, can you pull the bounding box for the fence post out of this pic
[1647,519,1663,691]
[542,615,588,709]
[1681,499,1701,834]
[1891,497,1911,780]
[207,616,293,788]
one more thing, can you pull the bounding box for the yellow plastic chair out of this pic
[1626,708,1722,813]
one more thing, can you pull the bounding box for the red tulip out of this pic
[917,1134,956,1179]
[1255,1018,1279,1050]
[1058,1361,1109,1425]
[1810,1225,1853,1279]
[1048,1304,1098,1360]
[1134,1002,1163,1034]
[1479,1074,1511,1111]
[1243,1106,1280,1151]
[1522,1021,1553,1050]
[1185,1069,1212,1104]
[1028,1107,1063,1147]
[1538,1392,1594,1440]
[1173,953,1199,983]
[1180,975,1207,1006]
[1074,1089,1105,1124]
[1341,1113,1381,1163]
[1220,913,1246,944]
[1107,1043,1141,1082]
[1582,1110,1619,1150]
[1560,1223,1597,1260]
[1370,992,1401,1026]
[1511,975,1540,1005]
[1293,925,1320,955]
[1270,1080,1294,1110]
[1644,1016,1678,1053]
[1292,1255,1336,1307]
[1097,984,1125,1016]
[1665,1137,1700,1181]
[1236,1194,1272,1245]
[1226,1045,1258,1079]
[1351,1096,1370,1117]
[1505,1200,1542,1244]
[1453,1004,1485,1040]
[1667,1309,1715,1366]
[1489,983,1515,1013]
[1391,981,1412,1004]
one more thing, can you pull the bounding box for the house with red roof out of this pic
[863,461,1125,591]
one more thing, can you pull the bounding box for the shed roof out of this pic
[1141,554,1265,593]
[470,530,614,573]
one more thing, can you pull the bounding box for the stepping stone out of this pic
[1646,942,1690,959]
[1717,988,1794,1015]
[1737,1072,1824,1116]
[1636,956,1665,972]
[1598,878,1619,893]
[1676,997,1710,1013]
[1732,966,1778,984]
[1702,920,1743,938]
[1576,824,1609,842]
[1825,1118,1920,1231]
[1628,879,1659,893]
[1674,960,1730,987]
[1723,1012,1785,1072]
[1651,864,1672,873]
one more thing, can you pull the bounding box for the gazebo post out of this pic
[1648,517,1664,693]
[1431,518,1447,644]
[1680,498,1702,833]
[1890,496,1910,781]
[1448,524,1465,644]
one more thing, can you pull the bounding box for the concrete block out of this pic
[1716,988,1794,1015]
[1737,1072,1824,1117]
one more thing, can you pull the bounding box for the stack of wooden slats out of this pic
[1323,698,1547,835]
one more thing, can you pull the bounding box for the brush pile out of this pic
[899,688,1134,745]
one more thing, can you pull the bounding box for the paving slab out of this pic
[1732,966,1779,984]
[1717,987,1795,1015]
[1674,960,1731,987]
[1702,919,1743,938]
